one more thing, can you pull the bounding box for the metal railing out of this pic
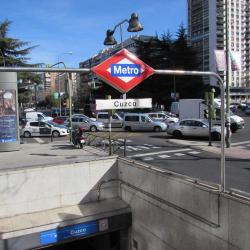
[85,132,126,156]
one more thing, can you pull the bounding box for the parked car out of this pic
[24,111,53,122]
[53,116,68,124]
[21,121,69,138]
[166,119,224,140]
[123,113,167,132]
[147,111,179,124]
[245,106,250,115]
[95,112,123,128]
[64,114,104,132]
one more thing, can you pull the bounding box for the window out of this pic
[72,117,79,122]
[38,114,44,120]
[141,116,150,123]
[125,115,139,122]
[149,114,157,118]
[98,114,109,119]
[30,122,39,127]
[112,114,119,120]
[158,114,165,119]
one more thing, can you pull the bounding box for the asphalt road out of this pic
[21,112,250,193]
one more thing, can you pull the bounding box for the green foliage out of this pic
[129,24,205,108]
[0,19,38,67]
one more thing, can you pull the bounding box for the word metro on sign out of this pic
[92,49,154,93]
[96,98,152,110]
[111,64,141,77]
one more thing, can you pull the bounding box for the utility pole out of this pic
[225,0,231,148]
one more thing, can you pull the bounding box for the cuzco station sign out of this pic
[92,49,155,93]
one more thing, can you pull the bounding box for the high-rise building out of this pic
[187,0,250,102]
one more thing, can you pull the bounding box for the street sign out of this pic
[92,49,154,93]
[96,98,152,110]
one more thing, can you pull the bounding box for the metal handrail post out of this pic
[155,69,225,192]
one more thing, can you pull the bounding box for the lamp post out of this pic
[103,13,143,99]
[225,0,231,148]
[50,61,73,142]
[57,52,72,116]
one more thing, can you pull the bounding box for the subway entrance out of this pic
[32,213,131,250]
[40,231,122,250]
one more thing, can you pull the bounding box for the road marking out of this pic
[136,145,151,149]
[188,151,201,155]
[126,146,143,151]
[143,144,161,148]
[143,157,154,161]
[158,155,171,158]
[174,153,186,156]
[237,146,246,149]
[34,137,44,143]
[117,138,133,143]
[231,140,250,146]
[130,148,191,158]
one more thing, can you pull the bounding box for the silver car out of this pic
[65,114,104,132]
[167,119,223,140]
[123,113,167,132]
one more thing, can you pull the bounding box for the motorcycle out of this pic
[72,127,86,149]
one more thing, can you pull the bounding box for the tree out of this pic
[0,19,43,106]
[132,25,205,108]
[0,19,37,66]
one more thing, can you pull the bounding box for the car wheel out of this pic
[211,132,221,141]
[230,123,238,133]
[154,126,161,132]
[52,130,60,137]
[125,126,131,132]
[90,126,97,132]
[173,130,182,139]
[23,131,31,138]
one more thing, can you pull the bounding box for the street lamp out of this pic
[104,12,143,48]
[57,52,73,116]
[104,13,143,99]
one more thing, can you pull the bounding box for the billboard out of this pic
[0,89,17,142]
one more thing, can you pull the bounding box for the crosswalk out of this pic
[231,141,250,150]
[129,148,202,161]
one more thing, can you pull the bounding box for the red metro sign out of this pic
[92,49,155,93]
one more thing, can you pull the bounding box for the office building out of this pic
[187,0,250,102]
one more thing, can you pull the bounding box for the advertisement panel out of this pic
[0,89,17,142]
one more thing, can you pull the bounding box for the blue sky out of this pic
[0,0,187,68]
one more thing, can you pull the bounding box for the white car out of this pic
[147,112,179,124]
[22,121,69,138]
[167,119,224,140]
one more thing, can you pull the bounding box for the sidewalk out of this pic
[169,139,250,160]
[0,141,110,171]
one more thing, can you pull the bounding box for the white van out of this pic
[123,113,167,132]
[95,112,123,128]
[25,112,53,122]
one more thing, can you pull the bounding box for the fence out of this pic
[85,132,127,156]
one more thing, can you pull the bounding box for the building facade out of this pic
[187,0,250,102]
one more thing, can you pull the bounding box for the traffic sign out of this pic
[92,49,155,93]
[96,98,152,110]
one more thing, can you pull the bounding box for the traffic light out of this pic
[62,98,67,107]
[204,109,209,119]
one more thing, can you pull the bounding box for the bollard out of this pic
[20,135,24,144]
